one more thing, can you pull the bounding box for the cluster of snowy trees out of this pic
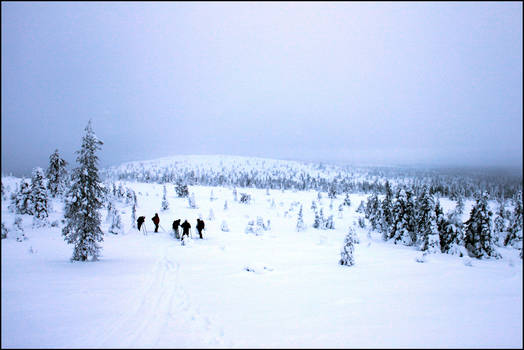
[363,181,523,259]
[4,148,70,241]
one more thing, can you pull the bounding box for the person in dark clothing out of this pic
[172,219,181,239]
[152,213,160,233]
[180,219,191,239]
[137,216,146,233]
[196,218,205,239]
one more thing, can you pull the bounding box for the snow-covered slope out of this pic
[2,176,522,348]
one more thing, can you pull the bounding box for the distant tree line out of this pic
[101,160,522,201]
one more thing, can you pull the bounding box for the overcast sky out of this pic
[2,2,522,177]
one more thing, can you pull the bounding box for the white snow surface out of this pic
[2,176,522,348]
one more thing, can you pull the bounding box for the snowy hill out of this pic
[1,156,522,348]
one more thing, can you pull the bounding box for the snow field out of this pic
[2,180,522,348]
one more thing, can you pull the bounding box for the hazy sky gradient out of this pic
[2,2,522,176]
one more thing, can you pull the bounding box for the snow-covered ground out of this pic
[2,179,522,348]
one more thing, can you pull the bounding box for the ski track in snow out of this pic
[97,243,228,348]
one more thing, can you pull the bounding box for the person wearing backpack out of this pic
[196,218,205,239]
[152,213,160,233]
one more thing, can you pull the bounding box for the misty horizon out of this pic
[2,2,522,177]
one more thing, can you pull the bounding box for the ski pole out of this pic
[143,223,148,235]
[159,224,167,233]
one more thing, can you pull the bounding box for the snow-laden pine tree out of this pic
[380,180,394,239]
[11,179,33,215]
[108,206,123,235]
[62,120,105,261]
[343,193,351,207]
[14,216,26,242]
[339,229,355,266]
[364,191,381,233]
[348,225,359,244]
[175,180,189,198]
[188,192,197,209]
[356,200,365,214]
[390,187,415,245]
[30,167,49,228]
[208,208,215,221]
[504,191,522,248]
[161,185,169,211]
[440,202,467,256]
[325,214,335,230]
[131,202,137,229]
[328,184,337,199]
[105,201,114,224]
[493,198,509,246]
[46,149,68,197]
[464,192,500,259]
[417,190,440,254]
[296,205,307,232]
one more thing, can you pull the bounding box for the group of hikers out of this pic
[136,213,206,239]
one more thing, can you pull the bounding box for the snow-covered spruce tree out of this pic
[108,206,123,235]
[455,195,465,216]
[325,214,335,230]
[379,180,394,240]
[30,167,49,228]
[313,209,321,229]
[504,191,523,247]
[328,184,337,199]
[348,225,360,244]
[364,191,381,233]
[390,187,415,245]
[14,216,26,242]
[46,149,68,197]
[343,193,351,207]
[296,205,307,232]
[224,200,228,210]
[175,180,189,198]
[131,202,137,229]
[239,193,251,204]
[233,187,238,202]
[161,185,169,211]
[434,199,447,239]
[209,208,215,221]
[356,200,365,214]
[319,208,327,229]
[188,192,197,209]
[106,201,114,224]
[440,202,466,256]
[339,229,355,266]
[463,192,500,259]
[62,120,105,262]
[358,216,366,229]
[493,198,509,246]
[12,178,33,215]
[417,189,440,253]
